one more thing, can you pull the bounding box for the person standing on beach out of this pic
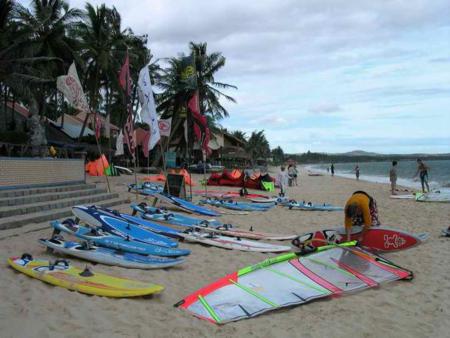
[355,165,360,180]
[344,191,380,241]
[414,159,430,193]
[390,161,398,195]
[276,165,289,196]
[288,164,298,186]
[330,163,335,176]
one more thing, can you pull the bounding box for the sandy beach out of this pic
[1,168,449,338]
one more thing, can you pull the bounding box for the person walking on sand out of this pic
[390,161,398,195]
[344,191,380,242]
[414,159,430,193]
[293,165,299,186]
[330,163,335,176]
[354,165,360,180]
[276,165,289,197]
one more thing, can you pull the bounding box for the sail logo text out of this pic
[383,234,406,249]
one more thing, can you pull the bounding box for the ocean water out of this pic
[309,159,450,192]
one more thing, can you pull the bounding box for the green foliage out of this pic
[271,146,285,165]
[0,1,236,160]
[246,130,270,161]
[231,130,247,143]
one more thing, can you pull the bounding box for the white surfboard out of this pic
[178,231,291,252]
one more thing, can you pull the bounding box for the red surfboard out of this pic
[294,226,428,252]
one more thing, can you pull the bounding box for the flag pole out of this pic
[133,148,139,201]
[200,132,208,197]
[94,117,111,193]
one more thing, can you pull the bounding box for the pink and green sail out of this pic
[176,243,413,324]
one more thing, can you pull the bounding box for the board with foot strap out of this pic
[8,254,164,297]
[293,226,429,252]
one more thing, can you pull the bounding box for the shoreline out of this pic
[304,164,447,192]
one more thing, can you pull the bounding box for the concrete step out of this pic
[0,188,107,207]
[0,193,120,218]
[0,183,96,198]
[0,197,129,231]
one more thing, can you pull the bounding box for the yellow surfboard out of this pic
[8,254,164,298]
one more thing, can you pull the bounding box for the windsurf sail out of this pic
[176,243,413,324]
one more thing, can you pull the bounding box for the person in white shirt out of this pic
[276,166,289,196]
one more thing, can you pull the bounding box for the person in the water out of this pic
[414,159,430,193]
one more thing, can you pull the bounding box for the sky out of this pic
[23,0,450,154]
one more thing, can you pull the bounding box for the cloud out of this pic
[308,103,342,114]
[54,0,450,153]
[249,115,289,125]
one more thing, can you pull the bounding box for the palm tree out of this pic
[271,146,285,165]
[231,130,247,144]
[14,0,82,113]
[157,42,236,156]
[75,3,124,112]
[189,42,236,120]
[246,130,271,162]
[0,0,60,105]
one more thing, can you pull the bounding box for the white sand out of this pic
[1,169,449,338]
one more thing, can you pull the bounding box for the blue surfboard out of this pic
[154,193,220,217]
[131,204,223,228]
[72,205,178,248]
[51,220,190,257]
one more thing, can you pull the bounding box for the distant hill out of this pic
[338,150,381,157]
[287,150,450,164]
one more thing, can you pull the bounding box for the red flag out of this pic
[142,131,151,157]
[188,92,202,141]
[119,52,136,158]
[188,92,211,154]
[119,52,132,96]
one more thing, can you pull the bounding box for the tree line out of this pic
[0,0,291,164]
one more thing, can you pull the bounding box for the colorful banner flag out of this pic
[119,52,136,158]
[188,91,211,155]
[158,118,172,137]
[137,64,160,151]
[119,52,132,96]
[56,62,90,113]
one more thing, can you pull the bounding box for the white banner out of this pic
[56,62,90,113]
[158,118,172,137]
[138,65,160,151]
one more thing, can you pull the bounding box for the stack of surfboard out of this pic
[286,200,343,211]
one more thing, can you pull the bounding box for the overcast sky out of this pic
[24,0,450,154]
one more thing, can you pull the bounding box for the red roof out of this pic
[6,102,31,118]
[76,112,120,131]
